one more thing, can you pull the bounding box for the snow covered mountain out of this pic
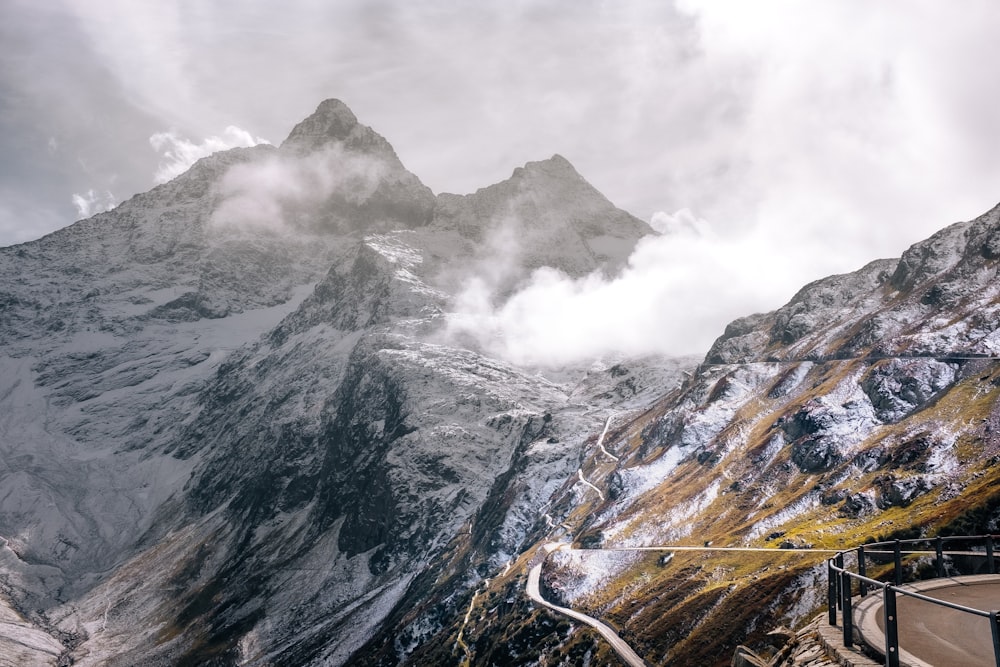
[0,99,685,665]
[3,97,999,667]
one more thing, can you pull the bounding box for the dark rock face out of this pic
[790,437,841,473]
[860,358,957,423]
[839,492,876,518]
[982,225,1000,259]
[852,446,890,472]
[778,401,851,473]
[875,475,931,509]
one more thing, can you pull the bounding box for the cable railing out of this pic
[827,534,1000,667]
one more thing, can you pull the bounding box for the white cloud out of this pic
[649,208,710,236]
[71,189,116,218]
[209,143,386,232]
[5,0,1000,331]
[443,210,799,365]
[662,0,1000,266]
[149,126,269,184]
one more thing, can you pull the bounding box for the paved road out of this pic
[855,575,1000,667]
[523,544,841,666]
[526,558,647,667]
[593,545,841,554]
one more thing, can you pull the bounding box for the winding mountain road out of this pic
[524,412,843,666]
[526,549,647,667]
[524,537,847,664]
[596,414,619,462]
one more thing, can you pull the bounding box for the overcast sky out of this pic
[3,0,1000,353]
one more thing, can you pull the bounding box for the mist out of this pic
[442,210,803,366]
[209,144,388,233]
[151,126,269,184]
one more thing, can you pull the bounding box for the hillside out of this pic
[396,203,1000,666]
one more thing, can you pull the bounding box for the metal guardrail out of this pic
[827,534,1000,667]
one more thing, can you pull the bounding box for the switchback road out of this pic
[526,554,647,667]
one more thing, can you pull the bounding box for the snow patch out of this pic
[746,493,821,542]
[547,548,643,604]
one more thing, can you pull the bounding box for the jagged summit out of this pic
[512,153,581,181]
[429,151,649,278]
[281,98,357,146]
[280,98,394,158]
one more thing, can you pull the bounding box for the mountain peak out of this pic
[513,153,582,182]
[280,98,369,153]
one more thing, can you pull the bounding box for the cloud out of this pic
[150,126,269,184]
[442,209,800,365]
[209,143,387,232]
[660,0,1000,265]
[649,208,710,236]
[3,0,1000,329]
[71,189,117,218]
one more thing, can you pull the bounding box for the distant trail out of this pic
[700,353,1000,369]
[455,579,487,664]
[595,415,619,462]
[576,470,604,501]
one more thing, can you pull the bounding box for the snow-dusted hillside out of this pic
[417,202,1000,667]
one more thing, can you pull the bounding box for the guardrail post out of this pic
[841,571,853,647]
[835,553,844,610]
[988,535,996,575]
[828,560,837,626]
[884,586,900,667]
[935,536,945,578]
[858,545,868,596]
[991,611,1000,667]
[893,540,903,585]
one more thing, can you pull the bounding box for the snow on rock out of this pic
[545,548,643,605]
[0,608,62,666]
[860,358,958,423]
[778,368,881,473]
